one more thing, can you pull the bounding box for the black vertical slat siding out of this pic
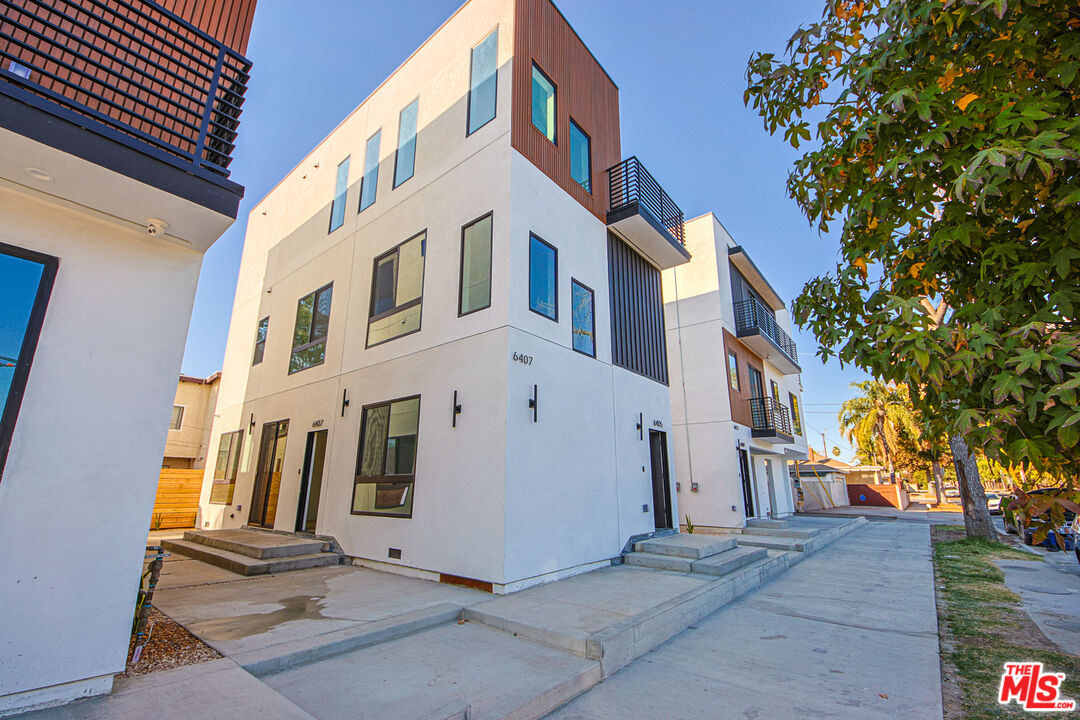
[607,232,668,385]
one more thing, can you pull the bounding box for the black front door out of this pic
[738,448,755,518]
[295,429,327,533]
[249,419,288,528]
[649,430,673,530]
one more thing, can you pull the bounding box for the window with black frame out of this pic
[368,232,426,346]
[252,316,268,365]
[0,242,58,479]
[352,396,420,517]
[467,28,498,135]
[210,430,243,503]
[571,279,595,357]
[290,283,333,373]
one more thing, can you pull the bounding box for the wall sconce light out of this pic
[452,390,462,427]
[528,384,538,423]
[636,412,643,440]
[248,413,255,433]
[341,388,350,417]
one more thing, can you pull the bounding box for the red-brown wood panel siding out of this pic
[511,0,620,222]
[723,328,764,428]
[0,0,255,166]
[160,0,257,54]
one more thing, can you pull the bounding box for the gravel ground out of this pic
[119,607,221,678]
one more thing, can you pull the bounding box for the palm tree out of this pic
[838,381,919,483]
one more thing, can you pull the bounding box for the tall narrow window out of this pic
[290,283,333,374]
[770,379,781,402]
[459,213,492,315]
[170,406,184,430]
[727,350,740,391]
[529,234,557,320]
[210,430,243,504]
[353,396,420,517]
[359,130,381,212]
[789,393,803,435]
[531,63,556,143]
[571,280,595,357]
[0,242,57,480]
[394,99,418,188]
[569,119,591,192]
[368,232,426,346]
[252,316,269,365]
[329,156,349,232]
[467,29,498,134]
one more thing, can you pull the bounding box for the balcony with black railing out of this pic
[606,156,690,270]
[749,397,793,443]
[0,0,250,187]
[733,297,801,374]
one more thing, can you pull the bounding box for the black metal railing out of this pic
[733,297,799,365]
[608,157,685,246]
[0,0,250,179]
[749,397,792,437]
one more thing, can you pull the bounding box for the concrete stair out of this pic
[162,529,341,576]
[690,546,768,576]
[735,534,809,552]
[633,534,737,559]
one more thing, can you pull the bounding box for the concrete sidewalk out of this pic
[549,522,942,719]
[995,545,1080,656]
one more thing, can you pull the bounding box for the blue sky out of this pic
[179,0,868,460]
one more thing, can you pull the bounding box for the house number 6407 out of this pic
[513,352,533,366]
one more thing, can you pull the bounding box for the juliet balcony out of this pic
[734,297,801,375]
[607,156,691,270]
[0,0,251,187]
[749,397,794,444]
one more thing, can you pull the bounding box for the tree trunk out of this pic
[931,460,945,506]
[949,434,995,540]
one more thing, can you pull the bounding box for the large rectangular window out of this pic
[569,118,591,193]
[0,242,57,479]
[608,233,668,384]
[529,234,557,321]
[727,350,740,391]
[329,156,349,232]
[459,213,492,316]
[368,232,426,347]
[359,130,381,212]
[789,392,803,435]
[571,279,595,357]
[290,283,333,374]
[352,396,420,518]
[210,430,243,504]
[467,29,498,135]
[169,406,184,430]
[531,63,556,143]
[252,316,268,365]
[394,99,418,188]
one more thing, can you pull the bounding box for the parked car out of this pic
[1003,489,1077,550]
[985,493,1002,515]
[945,486,960,499]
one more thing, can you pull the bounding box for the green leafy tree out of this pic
[838,380,920,481]
[745,0,1080,538]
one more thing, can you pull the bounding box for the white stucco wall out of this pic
[0,184,205,713]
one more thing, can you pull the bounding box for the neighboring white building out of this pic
[0,0,256,714]
[664,214,809,532]
[198,0,691,594]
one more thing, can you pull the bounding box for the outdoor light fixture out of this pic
[528,384,538,423]
[636,412,643,440]
[248,413,255,432]
[341,388,350,417]
[452,390,462,427]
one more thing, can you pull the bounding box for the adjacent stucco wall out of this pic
[0,184,204,711]
[164,376,220,468]
[664,214,806,527]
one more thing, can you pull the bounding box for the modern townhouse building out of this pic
[198,0,690,594]
[0,0,255,714]
[664,214,809,532]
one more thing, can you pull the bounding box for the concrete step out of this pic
[182,529,327,559]
[162,539,340,576]
[261,620,601,720]
[634,534,737,559]
[690,546,769,577]
[736,534,808,552]
[745,518,789,530]
[623,552,694,573]
[740,526,816,540]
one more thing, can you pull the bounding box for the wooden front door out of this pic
[249,419,288,528]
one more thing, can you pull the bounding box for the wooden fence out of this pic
[151,469,203,530]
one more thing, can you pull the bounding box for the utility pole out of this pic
[821,432,827,457]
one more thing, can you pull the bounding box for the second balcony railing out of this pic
[734,297,798,366]
[749,397,792,437]
[608,156,685,247]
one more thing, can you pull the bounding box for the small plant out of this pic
[684,515,695,534]
[151,513,163,531]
